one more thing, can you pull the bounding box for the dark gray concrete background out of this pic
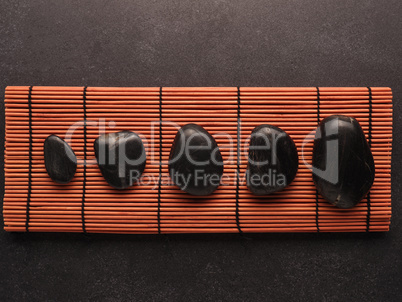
[0,0,401,301]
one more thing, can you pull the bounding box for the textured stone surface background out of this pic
[0,1,401,301]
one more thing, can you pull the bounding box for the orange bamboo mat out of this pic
[3,86,392,234]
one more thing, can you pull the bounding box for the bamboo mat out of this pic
[3,86,392,233]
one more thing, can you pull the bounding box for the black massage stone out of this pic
[169,123,224,196]
[246,124,299,195]
[94,131,146,189]
[44,134,77,184]
[313,115,375,209]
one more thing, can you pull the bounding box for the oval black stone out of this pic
[312,115,375,209]
[44,135,77,184]
[246,124,298,195]
[169,123,224,196]
[94,131,146,189]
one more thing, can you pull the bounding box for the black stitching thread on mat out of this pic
[25,86,33,232]
[81,86,87,233]
[236,87,242,234]
[315,87,320,233]
[366,87,372,232]
[157,87,162,234]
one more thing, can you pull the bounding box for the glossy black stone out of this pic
[94,131,146,189]
[246,124,299,195]
[313,115,375,209]
[169,123,224,195]
[44,135,77,184]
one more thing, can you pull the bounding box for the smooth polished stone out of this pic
[94,131,146,189]
[246,124,299,195]
[169,123,224,196]
[44,135,77,184]
[313,115,375,209]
